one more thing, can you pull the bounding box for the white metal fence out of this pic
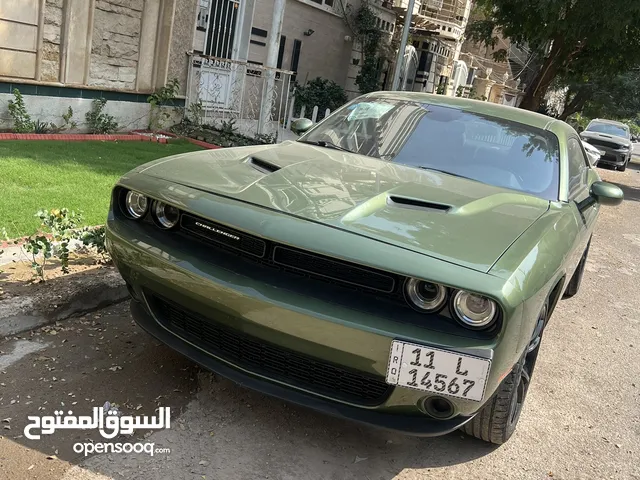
[186,53,294,141]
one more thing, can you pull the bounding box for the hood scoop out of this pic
[247,156,281,174]
[387,195,451,212]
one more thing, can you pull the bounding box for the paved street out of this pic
[1,162,639,480]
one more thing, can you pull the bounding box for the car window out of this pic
[586,122,629,138]
[567,138,588,199]
[301,99,561,201]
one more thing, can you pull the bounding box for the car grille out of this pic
[181,214,266,257]
[179,213,399,294]
[150,294,392,406]
[585,138,624,149]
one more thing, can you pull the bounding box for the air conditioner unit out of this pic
[197,6,209,29]
[425,0,444,10]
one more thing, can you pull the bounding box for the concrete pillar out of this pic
[137,0,161,91]
[60,0,95,84]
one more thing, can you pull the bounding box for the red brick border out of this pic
[0,132,221,149]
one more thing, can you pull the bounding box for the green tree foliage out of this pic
[467,0,640,112]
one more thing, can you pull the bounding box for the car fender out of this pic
[490,205,580,356]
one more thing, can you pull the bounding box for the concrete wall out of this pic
[168,0,198,95]
[0,93,151,132]
[250,0,351,87]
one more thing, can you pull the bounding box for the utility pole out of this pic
[391,0,416,91]
[258,0,286,136]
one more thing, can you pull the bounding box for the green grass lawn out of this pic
[0,140,203,238]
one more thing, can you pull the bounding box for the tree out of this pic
[466,0,640,112]
[556,68,640,120]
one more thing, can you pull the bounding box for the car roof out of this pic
[588,118,629,128]
[362,91,566,132]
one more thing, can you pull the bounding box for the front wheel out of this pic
[461,301,547,444]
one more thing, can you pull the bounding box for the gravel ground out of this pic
[0,161,639,480]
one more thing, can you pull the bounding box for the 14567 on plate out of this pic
[386,340,491,402]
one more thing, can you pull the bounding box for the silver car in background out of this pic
[580,119,633,171]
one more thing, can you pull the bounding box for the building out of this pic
[392,0,472,95]
[453,8,529,106]
[0,0,396,133]
[0,0,197,131]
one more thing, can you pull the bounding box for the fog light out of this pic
[152,201,180,229]
[423,396,454,419]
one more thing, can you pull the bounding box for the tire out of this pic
[563,238,591,299]
[618,160,627,172]
[461,301,547,444]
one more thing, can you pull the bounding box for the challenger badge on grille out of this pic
[194,221,240,241]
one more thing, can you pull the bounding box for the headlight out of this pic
[452,290,497,328]
[152,201,180,229]
[404,278,447,312]
[124,191,148,219]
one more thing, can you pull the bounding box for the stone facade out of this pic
[42,0,63,82]
[89,0,144,90]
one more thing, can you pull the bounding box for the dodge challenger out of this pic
[106,92,623,444]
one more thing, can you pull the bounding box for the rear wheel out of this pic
[563,238,591,299]
[461,301,547,444]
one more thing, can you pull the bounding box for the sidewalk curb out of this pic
[0,268,129,338]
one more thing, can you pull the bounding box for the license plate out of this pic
[385,340,491,402]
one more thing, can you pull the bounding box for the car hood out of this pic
[581,130,632,147]
[138,141,550,273]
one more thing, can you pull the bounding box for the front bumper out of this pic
[589,146,629,166]
[129,300,472,435]
[106,213,519,436]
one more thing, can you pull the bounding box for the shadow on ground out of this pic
[0,304,497,479]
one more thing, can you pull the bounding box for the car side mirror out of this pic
[591,181,623,206]
[291,118,313,136]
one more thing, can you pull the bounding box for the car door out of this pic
[566,136,598,270]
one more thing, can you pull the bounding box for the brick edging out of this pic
[0,132,221,149]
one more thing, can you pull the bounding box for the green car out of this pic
[106,92,623,444]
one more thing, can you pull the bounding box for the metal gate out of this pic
[199,0,242,109]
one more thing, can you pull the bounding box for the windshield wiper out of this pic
[298,140,355,153]
[417,166,475,181]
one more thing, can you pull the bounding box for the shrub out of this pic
[294,78,347,121]
[7,89,34,133]
[148,78,181,132]
[86,98,119,134]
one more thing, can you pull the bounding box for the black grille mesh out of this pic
[273,246,395,292]
[179,213,399,295]
[151,295,392,406]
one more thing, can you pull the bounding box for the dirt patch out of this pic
[1,254,128,337]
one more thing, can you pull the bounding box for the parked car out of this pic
[582,140,602,167]
[580,118,633,171]
[106,93,623,445]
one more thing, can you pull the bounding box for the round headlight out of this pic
[404,278,447,312]
[125,191,148,219]
[452,291,497,328]
[153,201,180,229]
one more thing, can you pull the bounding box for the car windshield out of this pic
[586,122,629,138]
[300,98,561,200]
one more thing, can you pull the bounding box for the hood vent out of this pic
[387,195,450,212]
[248,157,281,174]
